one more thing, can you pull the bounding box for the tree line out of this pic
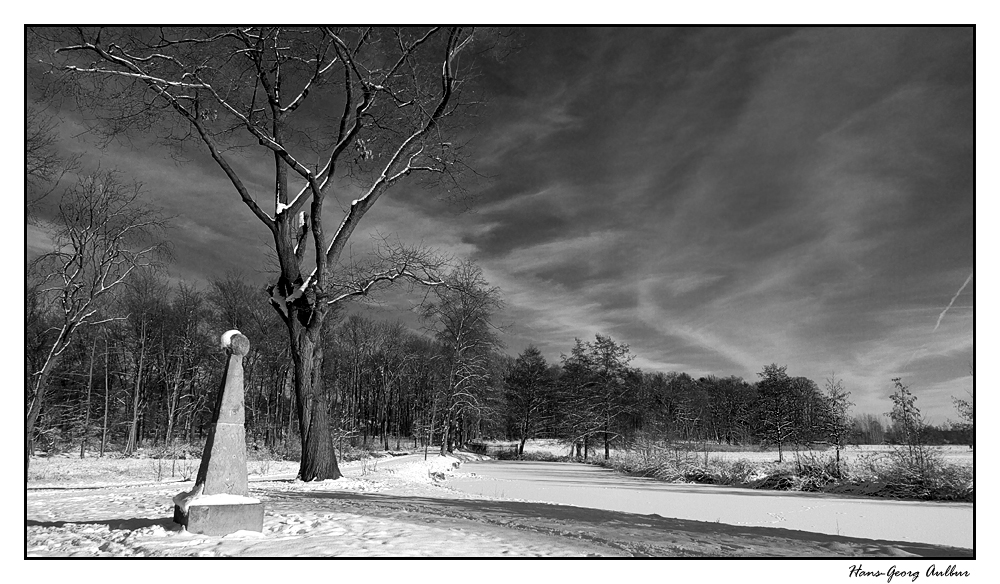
[503,341,972,463]
[26,259,512,462]
[28,258,973,467]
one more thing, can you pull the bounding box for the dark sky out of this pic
[29,27,974,422]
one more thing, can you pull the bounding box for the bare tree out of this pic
[756,364,797,462]
[26,172,167,472]
[504,346,552,456]
[113,269,170,455]
[952,363,974,449]
[885,378,938,484]
[39,26,506,480]
[952,392,974,449]
[823,374,853,476]
[851,412,886,445]
[557,335,635,460]
[422,261,504,454]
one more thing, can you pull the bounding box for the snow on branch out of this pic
[324,239,450,306]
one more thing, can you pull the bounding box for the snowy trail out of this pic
[26,453,973,557]
[26,454,608,557]
[446,460,974,549]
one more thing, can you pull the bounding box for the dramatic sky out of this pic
[28,27,975,423]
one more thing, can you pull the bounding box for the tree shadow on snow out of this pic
[266,490,972,558]
[27,517,179,532]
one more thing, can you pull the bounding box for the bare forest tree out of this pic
[756,364,797,462]
[504,346,552,455]
[160,283,214,447]
[557,335,636,460]
[36,26,512,480]
[422,261,505,454]
[852,413,886,445]
[823,374,853,475]
[952,391,973,449]
[26,172,167,472]
[952,365,973,449]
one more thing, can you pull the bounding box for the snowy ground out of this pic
[27,452,612,558]
[27,443,974,562]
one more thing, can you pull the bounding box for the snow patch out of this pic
[172,484,259,512]
[188,493,261,506]
[222,530,266,539]
[220,329,241,349]
[172,484,204,512]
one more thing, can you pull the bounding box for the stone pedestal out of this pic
[173,500,264,536]
[173,330,264,536]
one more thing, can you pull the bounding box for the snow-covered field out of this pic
[703,444,973,466]
[27,442,974,561]
[522,439,974,466]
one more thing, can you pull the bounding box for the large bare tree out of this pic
[36,27,505,479]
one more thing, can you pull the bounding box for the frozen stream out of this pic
[446,460,974,549]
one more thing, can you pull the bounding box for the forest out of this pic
[26,262,972,464]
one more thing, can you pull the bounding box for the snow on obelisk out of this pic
[173,330,264,535]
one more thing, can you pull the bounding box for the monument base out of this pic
[173,501,264,536]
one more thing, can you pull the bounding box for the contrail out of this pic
[934,271,973,331]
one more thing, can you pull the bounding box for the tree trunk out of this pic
[290,326,342,481]
[165,355,184,445]
[101,340,110,457]
[125,334,146,455]
[25,355,59,474]
[25,392,43,474]
[604,418,610,460]
[81,338,96,458]
[427,399,437,459]
[440,410,451,456]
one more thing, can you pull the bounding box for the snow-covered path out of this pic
[26,453,973,557]
[26,454,611,557]
[446,460,974,549]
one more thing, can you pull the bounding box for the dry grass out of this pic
[588,442,973,502]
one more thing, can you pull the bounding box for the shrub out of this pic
[599,441,973,502]
[494,450,568,462]
[842,448,972,501]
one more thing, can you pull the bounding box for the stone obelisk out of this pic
[173,330,264,535]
